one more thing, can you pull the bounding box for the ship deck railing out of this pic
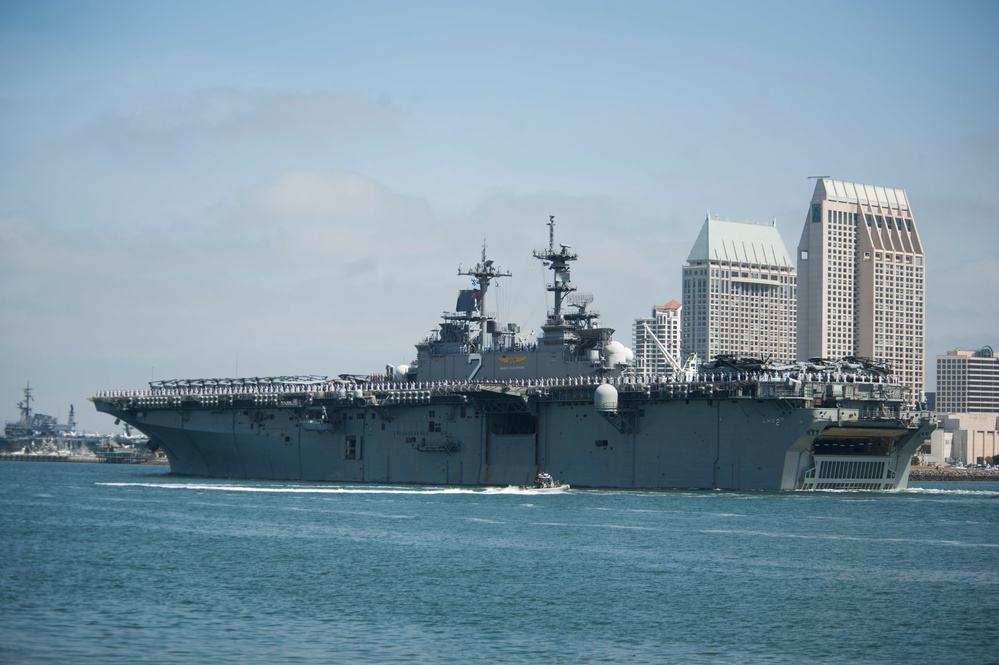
[94,371,910,411]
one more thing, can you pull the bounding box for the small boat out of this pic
[522,472,569,492]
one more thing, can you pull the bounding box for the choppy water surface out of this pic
[1,462,997,664]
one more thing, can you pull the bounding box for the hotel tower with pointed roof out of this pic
[681,215,797,363]
[796,178,926,403]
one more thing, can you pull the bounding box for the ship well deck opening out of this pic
[812,438,894,456]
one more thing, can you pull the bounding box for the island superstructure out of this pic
[93,217,935,490]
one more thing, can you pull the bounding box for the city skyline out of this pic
[1,1,997,432]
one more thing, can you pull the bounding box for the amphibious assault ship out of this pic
[92,217,935,490]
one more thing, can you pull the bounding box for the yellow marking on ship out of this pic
[498,356,528,364]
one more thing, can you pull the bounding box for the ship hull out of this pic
[93,381,934,490]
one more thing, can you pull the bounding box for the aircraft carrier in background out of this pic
[92,217,936,490]
[3,383,150,462]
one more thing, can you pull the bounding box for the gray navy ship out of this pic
[2,383,129,461]
[92,217,936,490]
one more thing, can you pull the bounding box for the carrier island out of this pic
[92,217,936,490]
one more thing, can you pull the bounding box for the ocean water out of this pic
[1,462,997,665]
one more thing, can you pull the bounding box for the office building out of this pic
[682,216,796,363]
[936,347,999,413]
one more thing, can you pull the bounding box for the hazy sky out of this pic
[1,0,996,432]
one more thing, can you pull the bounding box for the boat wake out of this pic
[901,486,999,498]
[95,482,565,496]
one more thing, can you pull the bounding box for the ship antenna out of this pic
[456,239,511,349]
[18,382,33,424]
[533,215,578,320]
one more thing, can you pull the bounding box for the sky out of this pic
[1,0,997,433]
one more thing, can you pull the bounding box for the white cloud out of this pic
[78,88,398,152]
[257,170,394,219]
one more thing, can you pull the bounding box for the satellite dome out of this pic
[603,340,624,356]
[594,384,618,413]
[603,341,629,367]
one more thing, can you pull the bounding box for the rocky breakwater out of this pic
[909,467,999,481]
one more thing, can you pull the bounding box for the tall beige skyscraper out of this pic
[682,216,796,363]
[797,178,925,402]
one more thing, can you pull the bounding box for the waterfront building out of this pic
[934,413,999,466]
[923,347,999,466]
[923,427,952,467]
[936,347,999,413]
[681,215,796,363]
[796,178,925,404]
[632,300,682,378]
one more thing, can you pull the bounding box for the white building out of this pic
[930,347,999,466]
[682,215,796,363]
[931,414,999,466]
[797,178,926,405]
[633,300,682,378]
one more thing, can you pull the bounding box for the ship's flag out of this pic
[456,290,476,313]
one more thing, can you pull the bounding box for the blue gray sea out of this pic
[1,462,997,664]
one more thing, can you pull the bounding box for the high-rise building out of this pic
[681,216,796,363]
[633,300,682,378]
[936,347,999,413]
[796,179,926,403]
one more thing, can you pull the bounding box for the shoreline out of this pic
[0,454,168,465]
[909,467,999,482]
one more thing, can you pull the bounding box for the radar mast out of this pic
[532,216,604,349]
[532,215,578,319]
[455,241,511,350]
[17,382,33,426]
